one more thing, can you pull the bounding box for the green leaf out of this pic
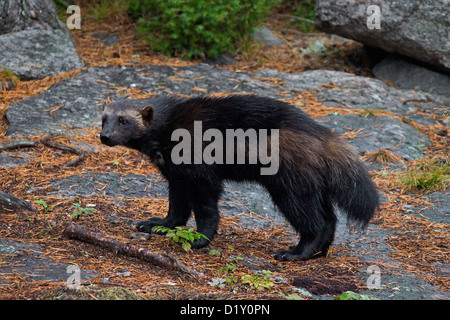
[279,293,304,300]
[34,199,48,208]
[130,0,281,59]
[334,291,379,300]
[181,242,191,252]
[208,249,221,256]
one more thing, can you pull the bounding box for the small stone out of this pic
[128,232,151,240]
[252,26,284,46]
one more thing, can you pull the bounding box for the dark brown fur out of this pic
[100,95,379,261]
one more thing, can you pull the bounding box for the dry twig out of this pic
[0,139,39,152]
[63,223,204,278]
[40,133,86,167]
[273,14,315,24]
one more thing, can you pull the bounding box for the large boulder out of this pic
[0,29,84,80]
[0,0,83,79]
[314,0,450,72]
[0,0,68,33]
[252,69,449,124]
[373,55,450,97]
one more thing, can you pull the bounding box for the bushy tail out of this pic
[330,159,379,228]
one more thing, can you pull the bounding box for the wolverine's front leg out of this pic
[189,183,223,248]
[136,180,192,233]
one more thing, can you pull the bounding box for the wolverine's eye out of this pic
[118,116,129,125]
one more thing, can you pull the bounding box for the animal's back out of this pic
[101,94,379,261]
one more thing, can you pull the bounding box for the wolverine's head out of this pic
[100,99,153,149]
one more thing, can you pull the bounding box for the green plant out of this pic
[129,0,280,59]
[279,292,304,300]
[241,270,274,291]
[293,0,316,32]
[208,249,221,256]
[72,203,96,219]
[0,68,19,81]
[334,291,379,300]
[399,161,449,192]
[152,226,209,252]
[34,199,54,214]
[87,0,130,22]
[218,262,239,288]
[216,262,275,291]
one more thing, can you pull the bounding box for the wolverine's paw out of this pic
[136,218,166,234]
[274,248,313,261]
[274,247,327,261]
[274,249,301,261]
[190,237,211,249]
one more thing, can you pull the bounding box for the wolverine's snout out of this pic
[100,132,112,146]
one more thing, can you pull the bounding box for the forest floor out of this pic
[0,15,448,301]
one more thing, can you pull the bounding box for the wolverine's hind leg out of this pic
[269,187,337,261]
[274,220,336,261]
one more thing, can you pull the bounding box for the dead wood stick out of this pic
[40,133,86,167]
[0,139,39,152]
[0,135,85,166]
[62,153,86,167]
[0,190,35,212]
[63,223,204,278]
[273,13,314,24]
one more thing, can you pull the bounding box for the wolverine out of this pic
[100,95,379,261]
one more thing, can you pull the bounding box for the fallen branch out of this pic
[273,14,315,24]
[0,139,39,152]
[40,133,86,167]
[0,190,35,212]
[61,153,85,167]
[63,223,204,278]
[0,135,86,166]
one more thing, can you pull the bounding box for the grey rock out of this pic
[314,0,450,72]
[0,0,81,80]
[373,55,450,97]
[0,0,68,35]
[48,172,167,199]
[168,64,278,96]
[5,65,163,136]
[252,26,284,46]
[207,53,235,66]
[358,271,450,300]
[92,32,119,46]
[7,65,448,138]
[0,152,35,168]
[0,238,96,284]
[0,29,83,80]
[4,64,277,137]
[416,191,450,224]
[129,232,152,240]
[320,113,431,160]
[253,69,449,123]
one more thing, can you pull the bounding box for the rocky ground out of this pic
[0,19,448,300]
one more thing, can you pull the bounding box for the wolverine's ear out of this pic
[140,105,154,126]
[102,101,107,111]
